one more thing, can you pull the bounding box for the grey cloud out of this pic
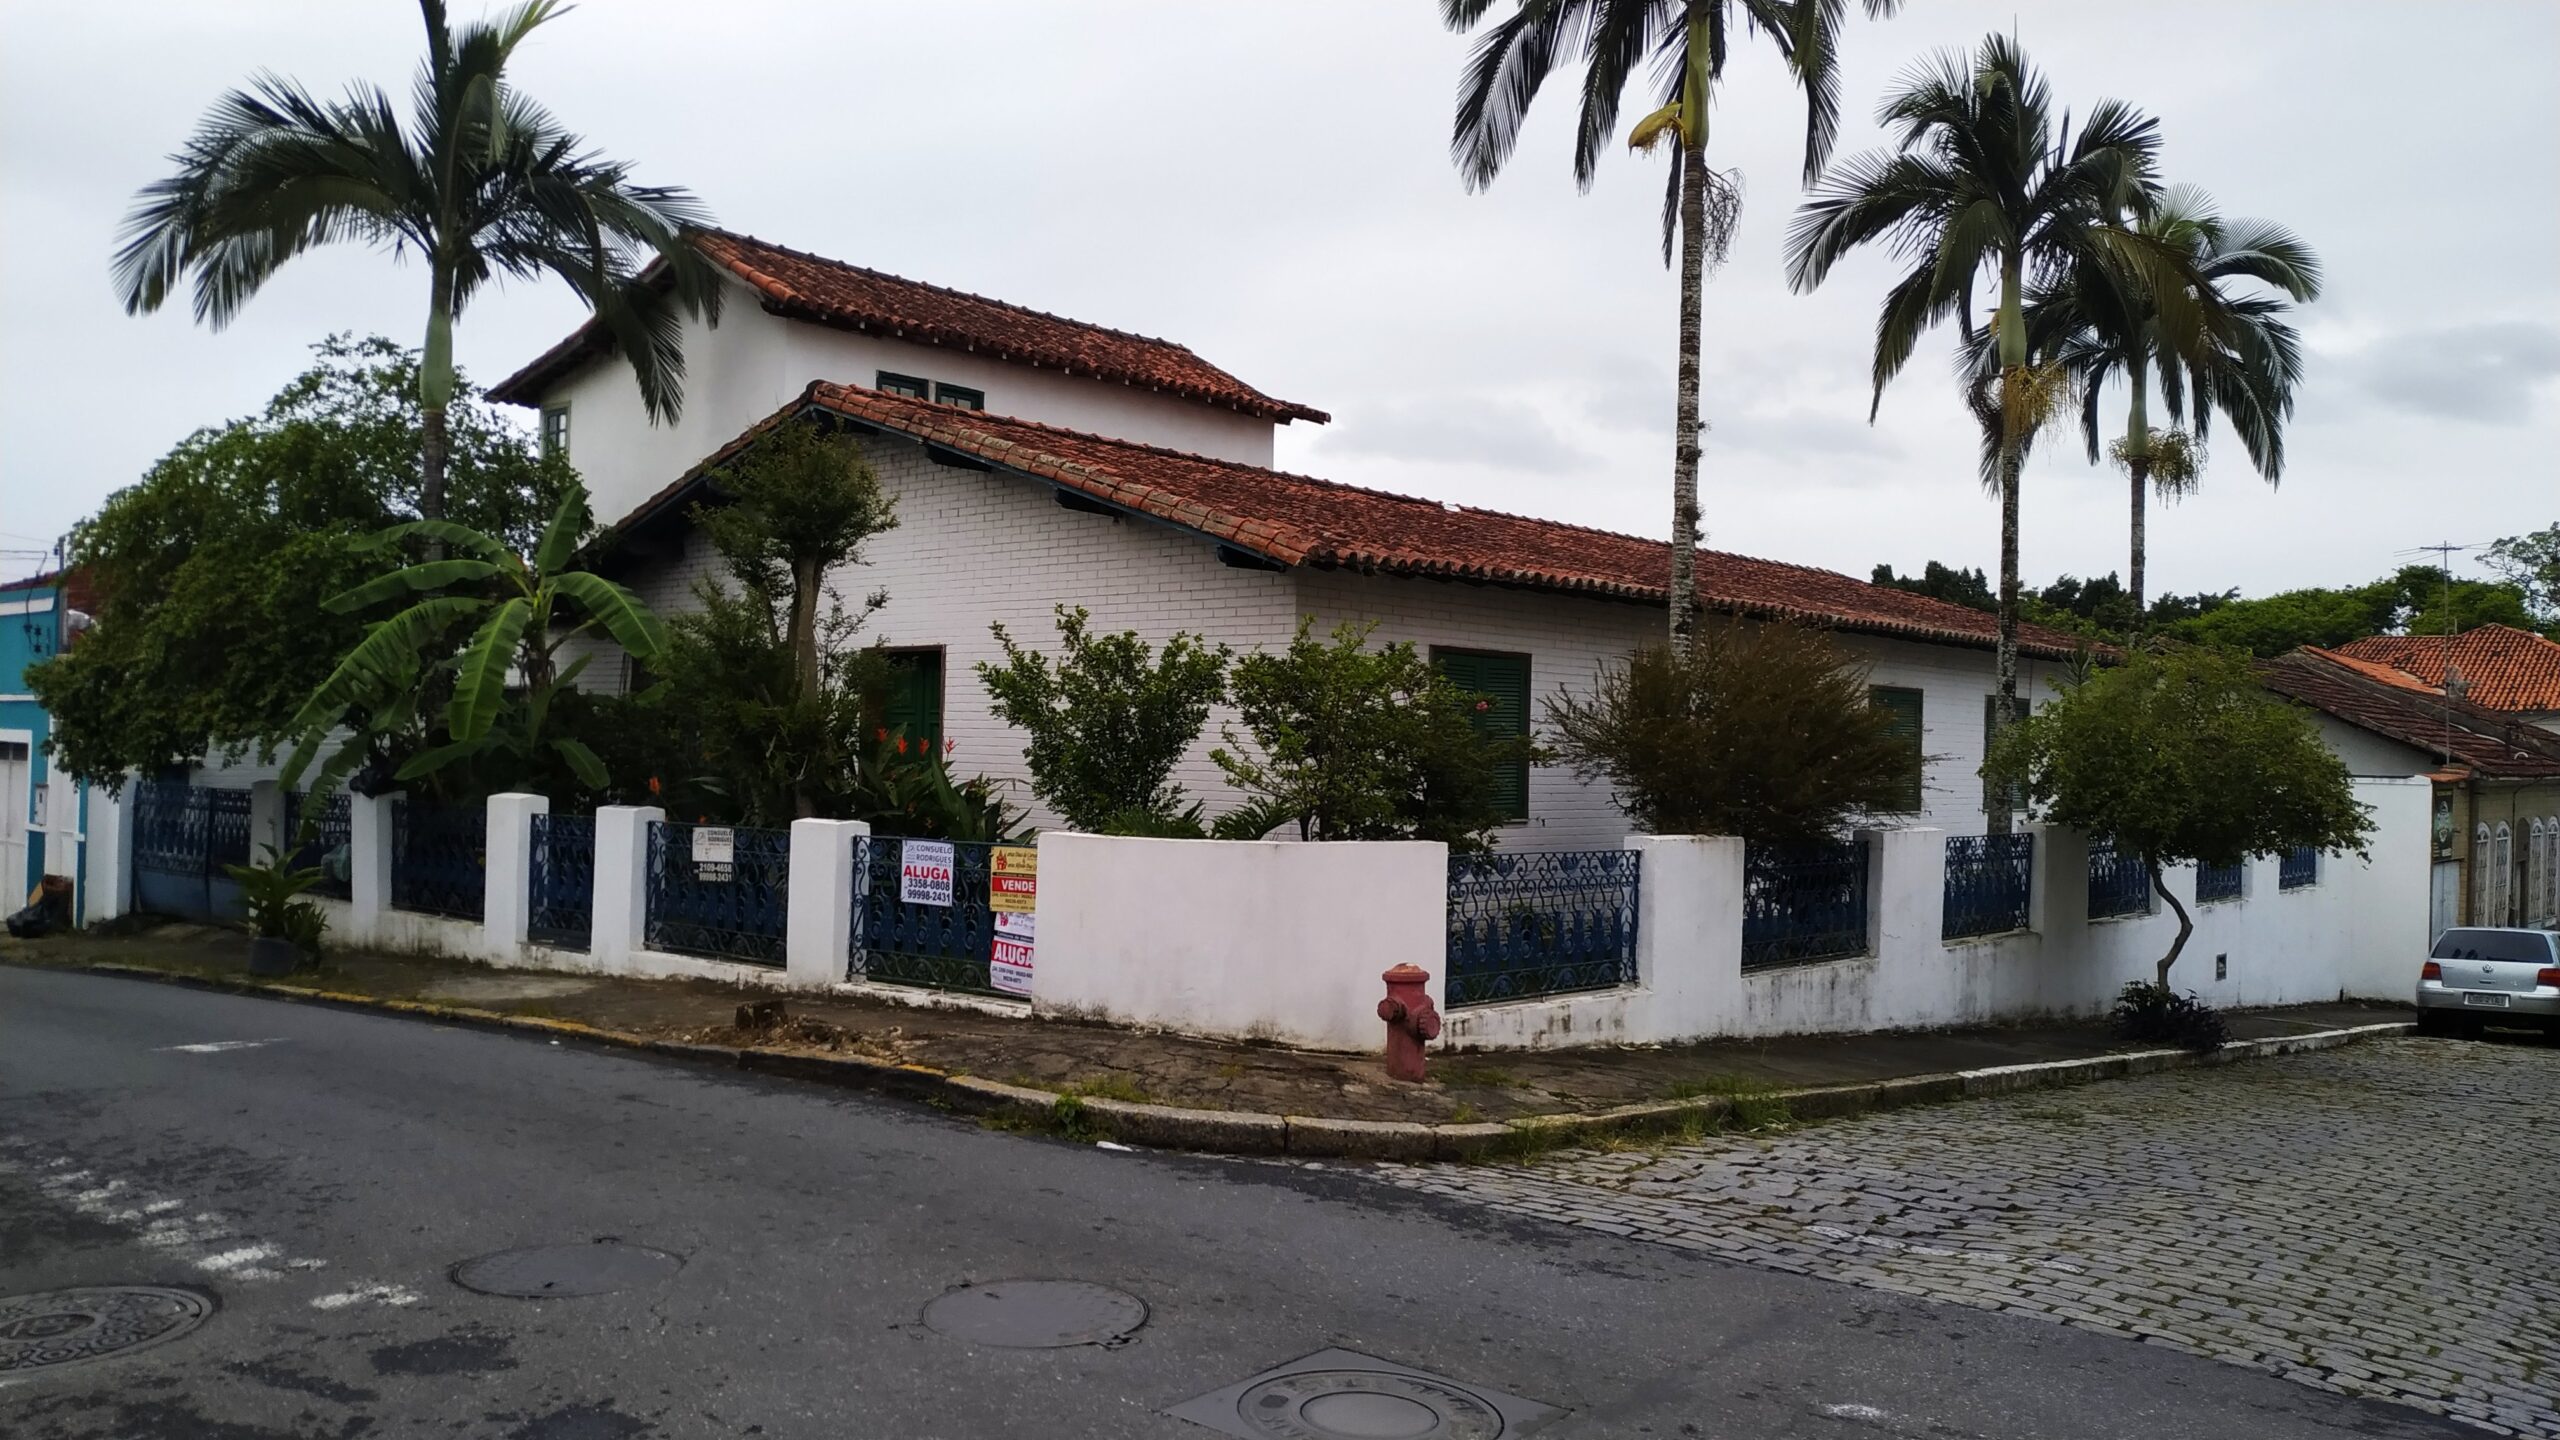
[1317,398,1597,473]
[2333,320,2560,424]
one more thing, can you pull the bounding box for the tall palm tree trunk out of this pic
[2124,351,2151,629]
[1986,253,2027,837]
[1668,143,1708,657]
[419,264,457,561]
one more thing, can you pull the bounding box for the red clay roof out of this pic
[614,382,2089,661]
[2333,625,2560,713]
[2259,648,2560,778]
[0,566,99,617]
[489,230,1327,425]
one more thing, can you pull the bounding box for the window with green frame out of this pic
[933,382,985,411]
[1870,686,1924,812]
[876,371,929,401]
[1433,648,1531,822]
[540,403,569,458]
[882,649,945,749]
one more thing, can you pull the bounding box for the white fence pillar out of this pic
[483,793,548,957]
[1866,826,1944,962]
[347,791,399,946]
[247,781,285,865]
[786,818,867,989]
[2028,821,2085,937]
[83,780,131,925]
[1621,834,1746,1043]
[591,805,662,968]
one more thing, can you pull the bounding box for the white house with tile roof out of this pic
[490,232,2077,848]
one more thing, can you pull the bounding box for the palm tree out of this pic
[2046,186,2319,623]
[1785,35,2226,832]
[113,0,720,530]
[1442,0,1901,656]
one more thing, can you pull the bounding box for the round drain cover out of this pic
[920,1280,1146,1349]
[451,1241,682,1298]
[1234,1370,1505,1439]
[0,1287,213,1374]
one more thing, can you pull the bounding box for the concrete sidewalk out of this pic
[4,920,2413,1157]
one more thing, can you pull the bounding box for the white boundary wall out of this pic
[1031,833,1448,1050]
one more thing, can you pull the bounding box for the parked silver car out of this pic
[2416,927,2560,1036]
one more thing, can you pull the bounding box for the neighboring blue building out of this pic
[2,569,92,915]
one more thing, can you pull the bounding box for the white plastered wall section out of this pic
[541,276,1283,531]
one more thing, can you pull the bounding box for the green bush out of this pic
[977,607,1228,832]
[2110,981,2229,1051]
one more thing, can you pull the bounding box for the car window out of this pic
[2430,929,2558,964]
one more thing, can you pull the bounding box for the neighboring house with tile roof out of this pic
[2332,625,2560,734]
[2,568,98,912]
[496,234,2083,847]
[2259,647,2560,932]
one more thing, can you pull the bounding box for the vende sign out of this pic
[990,845,1037,913]
[899,839,956,907]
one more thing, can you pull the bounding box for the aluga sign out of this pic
[900,840,956,907]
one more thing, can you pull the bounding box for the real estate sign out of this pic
[692,826,735,883]
[900,840,956,907]
[990,846,1037,913]
[991,911,1035,996]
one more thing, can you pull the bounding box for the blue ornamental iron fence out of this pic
[390,799,486,921]
[1742,838,1870,971]
[283,790,352,900]
[131,781,252,921]
[2086,837,2153,919]
[646,821,788,966]
[2195,858,2245,905]
[1942,832,2033,939]
[528,812,595,950]
[852,836,996,993]
[1444,849,1640,1008]
[2279,846,2320,891]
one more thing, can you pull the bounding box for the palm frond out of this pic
[445,596,530,742]
[324,558,499,613]
[549,570,667,658]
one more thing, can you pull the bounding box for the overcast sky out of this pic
[4,1,2554,596]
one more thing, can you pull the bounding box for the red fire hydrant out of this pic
[1377,963,1442,1083]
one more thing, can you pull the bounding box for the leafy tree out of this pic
[2045,185,2320,620]
[1872,561,1994,612]
[27,335,572,786]
[2483,523,2560,633]
[2163,564,2535,656]
[645,421,902,823]
[1442,0,1900,656]
[1788,37,2229,831]
[113,0,719,530]
[1986,647,2371,987]
[1544,621,1916,843]
[282,485,664,801]
[978,607,1230,832]
[1212,620,1532,852]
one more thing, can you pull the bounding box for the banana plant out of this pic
[282,484,665,797]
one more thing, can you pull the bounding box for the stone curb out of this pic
[31,959,2413,1162]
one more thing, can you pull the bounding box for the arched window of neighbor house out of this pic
[2491,822,2513,926]
[2475,824,2495,924]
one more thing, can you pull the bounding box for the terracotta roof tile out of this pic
[2333,624,2560,713]
[2258,648,2560,778]
[490,230,1326,424]
[612,383,2089,662]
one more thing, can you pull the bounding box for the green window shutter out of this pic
[883,650,944,748]
[1984,693,2026,815]
[1870,686,1924,812]
[1434,649,1531,822]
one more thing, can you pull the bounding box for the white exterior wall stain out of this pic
[2306,712,2436,777]
[538,277,1282,529]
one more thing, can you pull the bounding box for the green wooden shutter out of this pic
[883,650,945,748]
[1870,686,1924,812]
[1435,649,1531,821]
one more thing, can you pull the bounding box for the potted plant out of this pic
[225,846,330,976]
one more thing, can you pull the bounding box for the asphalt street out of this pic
[0,965,2470,1439]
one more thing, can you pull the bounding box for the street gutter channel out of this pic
[16,959,2416,1162]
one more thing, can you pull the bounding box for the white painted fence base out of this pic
[249,777,2431,1055]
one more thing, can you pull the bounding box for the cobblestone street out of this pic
[1385,1036,2560,1436]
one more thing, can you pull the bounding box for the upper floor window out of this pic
[1869,686,1924,812]
[934,382,985,411]
[1433,648,1531,823]
[540,404,570,459]
[877,371,930,401]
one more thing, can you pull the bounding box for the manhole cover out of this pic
[920,1280,1146,1349]
[451,1241,682,1298]
[1168,1349,1562,1439]
[0,1287,214,1374]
